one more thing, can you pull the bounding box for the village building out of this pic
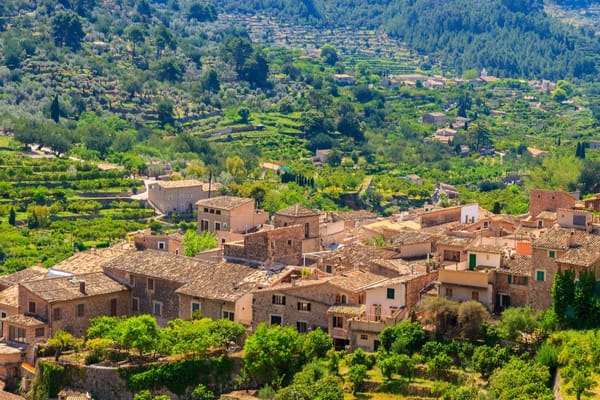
[273,204,321,252]
[148,179,220,215]
[133,229,183,255]
[421,112,446,125]
[196,196,269,245]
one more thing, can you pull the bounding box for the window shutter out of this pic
[508,275,512,284]
[282,296,286,305]
[272,295,276,304]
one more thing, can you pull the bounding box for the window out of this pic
[191,302,201,315]
[77,304,85,317]
[287,240,292,246]
[9,326,26,343]
[53,308,62,321]
[335,294,347,304]
[223,223,228,229]
[536,270,546,281]
[209,209,215,214]
[0,311,6,318]
[110,298,117,316]
[472,291,479,301]
[326,265,333,274]
[297,302,311,312]
[483,221,489,229]
[270,314,282,326]
[360,334,368,340]
[203,208,208,213]
[216,210,221,215]
[129,275,136,287]
[332,316,344,328]
[200,220,209,231]
[574,215,586,226]
[358,294,366,305]
[148,278,155,291]
[132,297,139,313]
[386,288,395,299]
[158,241,166,250]
[445,287,453,297]
[153,301,162,317]
[223,310,235,321]
[215,222,221,231]
[304,223,310,238]
[28,302,36,314]
[297,321,308,333]
[272,295,286,305]
[35,327,44,338]
[508,275,528,285]
[549,250,555,258]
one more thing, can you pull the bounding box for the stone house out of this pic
[148,179,219,215]
[528,189,578,219]
[422,112,446,125]
[435,235,473,265]
[274,204,321,252]
[583,193,600,212]
[466,241,504,270]
[17,272,130,337]
[385,231,432,259]
[133,229,183,255]
[196,196,269,245]
[223,225,304,267]
[434,128,456,144]
[495,254,531,311]
[437,268,494,310]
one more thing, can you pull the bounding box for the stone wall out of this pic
[420,207,461,227]
[405,271,438,311]
[529,189,577,218]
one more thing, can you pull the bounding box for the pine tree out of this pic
[50,95,60,123]
[8,207,16,226]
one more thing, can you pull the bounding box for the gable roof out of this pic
[49,243,135,275]
[500,254,531,276]
[154,179,203,189]
[388,231,432,246]
[275,204,319,218]
[0,266,47,287]
[196,196,253,210]
[176,263,271,302]
[20,272,128,303]
[0,286,19,308]
[104,250,204,282]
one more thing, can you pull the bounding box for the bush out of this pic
[346,348,376,369]
[84,353,101,365]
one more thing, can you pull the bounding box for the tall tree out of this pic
[50,95,61,123]
[51,12,85,50]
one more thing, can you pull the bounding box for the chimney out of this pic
[568,230,576,247]
[80,281,86,295]
[90,247,96,255]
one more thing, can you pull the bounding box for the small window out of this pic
[77,304,85,317]
[270,314,282,326]
[215,222,221,231]
[129,275,136,287]
[326,265,333,273]
[297,321,308,333]
[332,316,344,328]
[132,298,139,313]
[158,241,166,250]
[223,310,235,321]
[360,334,368,340]
[445,287,453,297]
[191,302,201,315]
[216,210,221,215]
[335,294,347,304]
[297,302,311,312]
[386,288,395,299]
[53,307,62,321]
[148,278,155,291]
[204,208,208,213]
[153,301,162,317]
[483,221,489,229]
[536,270,546,282]
[287,240,292,246]
[35,327,45,338]
[472,291,479,301]
[549,250,555,258]
[28,302,36,314]
[272,295,286,305]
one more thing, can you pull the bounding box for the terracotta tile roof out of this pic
[155,179,203,189]
[535,211,557,220]
[196,196,253,210]
[467,242,504,254]
[327,304,365,315]
[0,267,47,287]
[533,227,598,250]
[500,254,531,276]
[436,235,474,248]
[389,231,431,245]
[320,243,399,270]
[333,210,377,222]
[0,286,19,308]
[50,243,135,274]
[2,314,46,327]
[370,259,429,276]
[275,204,319,217]
[556,240,600,267]
[0,390,25,400]
[104,250,204,282]
[328,269,386,292]
[20,272,128,303]
[176,263,272,302]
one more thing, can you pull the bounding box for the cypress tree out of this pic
[8,207,16,226]
[50,95,60,123]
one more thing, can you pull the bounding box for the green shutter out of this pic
[508,275,512,284]
[536,270,545,281]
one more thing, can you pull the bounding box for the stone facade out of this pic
[529,189,578,218]
[148,179,214,215]
[223,225,304,267]
[420,206,462,227]
[133,230,183,255]
[529,245,563,310]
